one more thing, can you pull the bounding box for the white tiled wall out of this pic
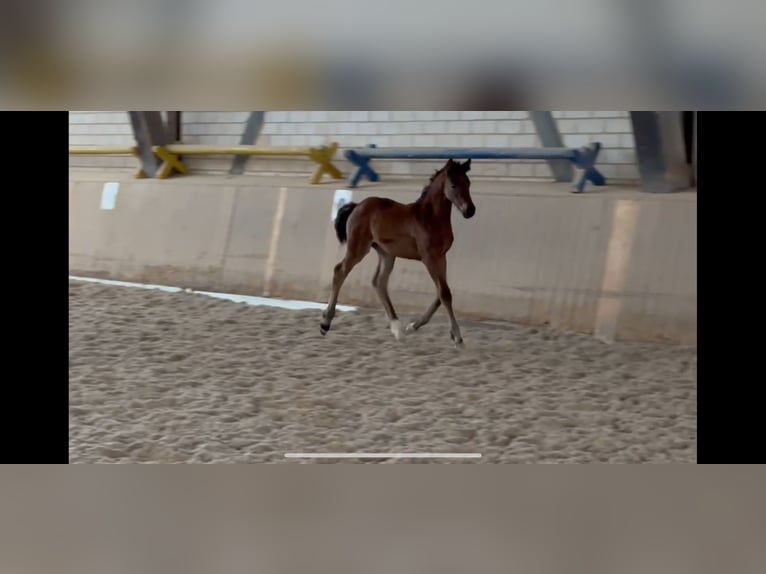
[68,112,137,169]
[69,111,639,182]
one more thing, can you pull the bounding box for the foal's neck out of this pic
[422,173,452,219]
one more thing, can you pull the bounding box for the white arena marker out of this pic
[331,189,352,221]
[69,275,183,293]
[68,275,357,312]
[284,453,481,459]
[100,182,119,210]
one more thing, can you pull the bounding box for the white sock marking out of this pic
[390,319,404,341]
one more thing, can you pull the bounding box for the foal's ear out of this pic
[462,158,471,172]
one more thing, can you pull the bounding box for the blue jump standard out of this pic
[343,142,606,193]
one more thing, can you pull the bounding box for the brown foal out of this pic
[320,158,476,346]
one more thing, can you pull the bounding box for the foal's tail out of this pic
[334,202,358,244]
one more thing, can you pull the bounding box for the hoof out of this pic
[320,323,330,336]
[390,319,404,341]
[405,321,418,334]
[450,332,464,348]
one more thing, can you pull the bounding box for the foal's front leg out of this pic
[421,254,463,347]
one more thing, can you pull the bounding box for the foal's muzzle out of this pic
[463,204,476,219]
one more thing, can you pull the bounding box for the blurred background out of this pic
[2,466,765,574]
[3,0,764,108]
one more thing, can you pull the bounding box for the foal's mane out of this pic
[416,163,449,203]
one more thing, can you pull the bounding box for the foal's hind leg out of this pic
[320,243,370,335]
[371,246,403,341]
[405,297,441,333]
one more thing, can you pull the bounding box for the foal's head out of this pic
[443,159,475,219]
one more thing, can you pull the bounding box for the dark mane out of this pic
[416,165,448,203]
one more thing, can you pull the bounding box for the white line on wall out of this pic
[100,182,119,210]
[263,186,288,297]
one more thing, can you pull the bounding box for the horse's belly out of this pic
[378,237,420,260]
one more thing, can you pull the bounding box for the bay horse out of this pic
[320,158,476,346]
